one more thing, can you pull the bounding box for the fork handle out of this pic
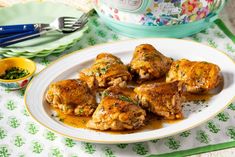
[0,30,40,47]
[0,24,37,35]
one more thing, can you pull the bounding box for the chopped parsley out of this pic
[100,65,110,75]
[78,108,84,115]
[118,95,138,105]
[102,91,109,98]
[100,68,106,74]
[119,95,132,102]
[84,65,110,77]
[0,67,29,80]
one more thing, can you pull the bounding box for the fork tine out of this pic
[62,21,87,33]
[62,16,77,20]
[78,13,88,22]
[73,19,88,28]
[79,13,87,19]
[64,23,82,28]
[75,18,88,25]
[75,16,88,25]
[58,13,88,32]
[64,21,80,26]
[64,19,78,22]
[64,21,77,24]
[64,14,88,27]
[65,19,87,29]
[62,26,77,30]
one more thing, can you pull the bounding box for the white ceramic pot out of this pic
[94,0,223,26]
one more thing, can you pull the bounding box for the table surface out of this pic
[0,0,235,157]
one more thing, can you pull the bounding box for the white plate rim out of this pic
[24,38,235,144]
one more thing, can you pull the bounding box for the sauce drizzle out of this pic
[52,108,181,134]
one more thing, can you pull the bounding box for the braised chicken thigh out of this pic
[130,44,173,82]
[80,53,132,89]
[46,79,97,116]
[166,59,221,93]
[45,43,223,132]
[86,86,146,131]
[135,81,183,120]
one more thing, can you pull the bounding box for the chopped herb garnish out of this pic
[0,67,29,80]
[175,64,179,68]
[119,95,134,103]
[100,68,106,74]
[85,65,110,77]
[100,65,110,75]
[78,108,84,115]
[119,95,131,102]
[118,95,138,105]
[102,91,109,98]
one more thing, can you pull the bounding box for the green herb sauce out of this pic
[0,67,29,80]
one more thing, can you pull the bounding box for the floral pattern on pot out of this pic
[95,0,219,26]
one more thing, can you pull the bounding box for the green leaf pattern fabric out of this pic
[0,14,235,156]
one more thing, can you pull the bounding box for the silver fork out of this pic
[41,13,88,32]
[0,13,88,47]
[61,13,89,33]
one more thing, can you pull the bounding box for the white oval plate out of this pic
[25,38,235,144]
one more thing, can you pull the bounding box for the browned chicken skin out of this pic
[46,79,97,116]
[80,53,132,89]
[86,86,146,131]
[130,44,173,82]
[45,43,223,132]
[166,59,221,93]
[135,81,183,120]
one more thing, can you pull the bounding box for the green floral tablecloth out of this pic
[0,14,235,157]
